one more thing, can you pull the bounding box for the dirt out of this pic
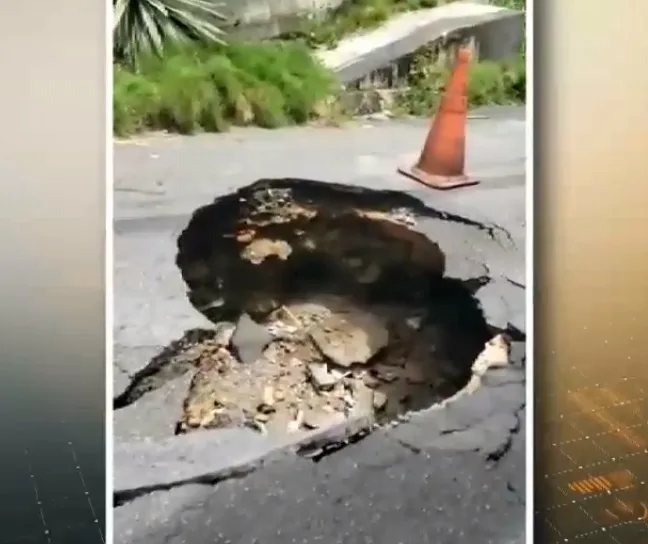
[176,295,510,440]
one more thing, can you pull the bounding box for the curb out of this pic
[318,2,524,85]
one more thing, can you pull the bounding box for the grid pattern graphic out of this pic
[0,418,104,544]
[536,361,648,543]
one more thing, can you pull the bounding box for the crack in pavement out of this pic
[114,462,259,507]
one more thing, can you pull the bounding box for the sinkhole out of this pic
[116,178,508,441]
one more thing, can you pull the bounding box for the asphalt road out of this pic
[113,107,527,544]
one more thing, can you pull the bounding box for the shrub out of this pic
[394,49,526,116]
[113,41,337,136]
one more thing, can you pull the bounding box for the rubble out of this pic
[231,313,273,364]
[171,293,508,441]
[213,322,236,347]
[309,307,389,367]
[307,362,340,391]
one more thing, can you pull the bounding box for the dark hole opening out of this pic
[115,178,498,442]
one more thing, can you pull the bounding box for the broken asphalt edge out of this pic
[114,345,526,506]
[114,180,526,507]
[115,356,525,506]
[114,413,375,505]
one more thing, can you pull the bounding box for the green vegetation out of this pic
[284,0,446,49]
[114,0,228,68]
[394,49,525,116]
[284,0,525,49]
[113,0,526,136]
[114,42,337,136]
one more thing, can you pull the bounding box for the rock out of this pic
[303,410,346,430]
[307,362,339,391]
[287,410,305,433]
[262,385,275,407]
[240,238,292,265]
[310,307,389,367]
[472,334,510,376]
[231,313,273,365]
[213,322,236,347]
[405,316,422,330]
[350,382,374,418]
[372,390,388,411]
[254,412,270,423]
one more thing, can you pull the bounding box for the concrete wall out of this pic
[219,0,344,39]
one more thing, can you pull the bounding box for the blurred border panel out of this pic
[0,3,107,544]
[536,1,648,542]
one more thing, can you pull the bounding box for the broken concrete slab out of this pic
[307,362,340,390]
[318,2,524,84]
[309,307,389,367]
[230,313,273,364]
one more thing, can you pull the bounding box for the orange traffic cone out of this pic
[398,47,479,190]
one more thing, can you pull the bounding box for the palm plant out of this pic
[114,0,229,68]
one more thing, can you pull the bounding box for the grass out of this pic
[114,41,338,136]
[394,46,526,116]
[283,0,525,49]
[114,0,526,136]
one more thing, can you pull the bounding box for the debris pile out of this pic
[176,295,511,440]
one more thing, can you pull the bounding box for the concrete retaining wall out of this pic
[219,0,344,39]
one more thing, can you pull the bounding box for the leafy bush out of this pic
[395,50,526,116]
[113,0,228,68]
[113,41,337,136]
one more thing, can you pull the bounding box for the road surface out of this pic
[113,107,527,544]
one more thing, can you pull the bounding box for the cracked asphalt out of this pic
[113,106,526,544]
